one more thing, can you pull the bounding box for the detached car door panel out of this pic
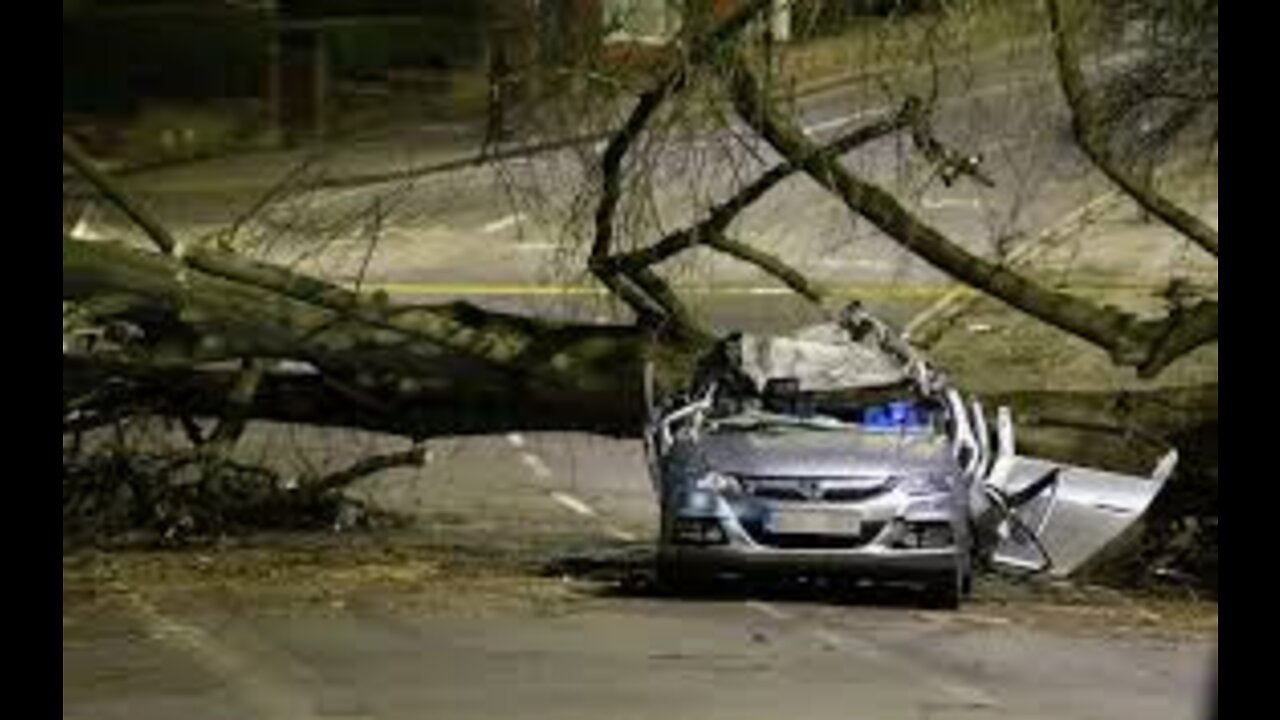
[986,451,1175,577]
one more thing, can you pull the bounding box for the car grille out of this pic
[740,519,888,549]
[739,476,894,503]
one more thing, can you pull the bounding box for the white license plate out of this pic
[767,508,861,535]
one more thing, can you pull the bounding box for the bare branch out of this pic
[204,358,269,454]
[1139,299,1219,377]
[353,197,384,293]
[589,0,775,330]
[219,151,322,250]
[596,99,916,309]
[63,134,178,255]
[1045,0,1218,257]
[725,54,1215,374]
[309,444,426,495]
[629,267,701,333]
[179,415,207,447]
[704,232,824,303]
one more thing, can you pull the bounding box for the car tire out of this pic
[921,565,963,610]
[655,560,702,597]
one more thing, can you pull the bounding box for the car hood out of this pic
[700,428,953,478]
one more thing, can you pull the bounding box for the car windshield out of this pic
[708,395,941,434]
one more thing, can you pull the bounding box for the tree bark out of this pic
[65,237,711,440]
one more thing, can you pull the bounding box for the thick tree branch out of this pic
[726,56,1215,376]
[1139,300,1219,377]
[605,100,917,277]
[589,0,774,332]
[63,352,651,440]
[1045,0,1218,257]
[204,358,268,453]
[63,135,178,255]
[64,238,703,437]
[66,237,601,383]
[589,0,774,262]
[704,232,824,303]
[308,445,427,494]
[65,139,286,454]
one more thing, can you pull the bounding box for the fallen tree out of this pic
[64,0,1215,549]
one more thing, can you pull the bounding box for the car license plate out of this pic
[767,507,861,535]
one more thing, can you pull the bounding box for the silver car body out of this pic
[644,309,1174,594]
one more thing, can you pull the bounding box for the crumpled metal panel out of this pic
[987,453,1174,576]
[731,324,911,393]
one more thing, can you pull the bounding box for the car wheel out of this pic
[921,565,963,610]
[960,552,975,597]
[655,560,702,597]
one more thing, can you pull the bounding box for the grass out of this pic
[62,531,599,619]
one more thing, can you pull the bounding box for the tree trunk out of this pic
[64,237,710,440]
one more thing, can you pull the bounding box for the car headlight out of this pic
[896,474,953,496]
[905,494,953,516]
[694,471,741,494]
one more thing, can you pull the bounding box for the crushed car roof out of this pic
[710,305,936,394]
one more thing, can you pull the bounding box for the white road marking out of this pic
[520,451,552,479]
[748,287,791,296]
[802,110,873,135]
[514,241,558,251]
[922,197,982,210]
[551,491,598,518]
[605,525,638,542]
[937,681,1000,708]
[915,611,954,625]
[744,600,793,621]
[482,213,523,234]
[956,612,1013,627]
[507,443,634,540]
[812,628,845,648]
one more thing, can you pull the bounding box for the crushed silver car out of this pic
[643,304,1175,608]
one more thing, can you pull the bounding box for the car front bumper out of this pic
[659,544,960,578]
[659,488,967,579]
